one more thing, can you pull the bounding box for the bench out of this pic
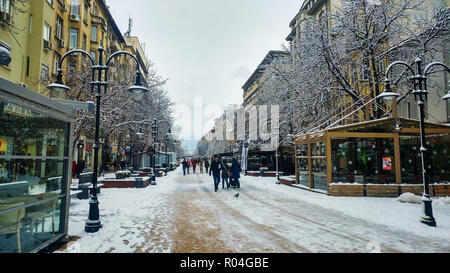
[74,173,103,200]
[0,181,29,197]
[45,177,62,193]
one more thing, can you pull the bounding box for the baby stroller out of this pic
[230,178,239,188]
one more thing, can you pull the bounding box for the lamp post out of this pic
[47,46,149,233]
[151,118,172,175]
[377,57,450,227]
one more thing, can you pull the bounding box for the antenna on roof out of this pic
[124,13,133,37]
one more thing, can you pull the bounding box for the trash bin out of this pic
[135,178,144,189]
[259,169,265,177]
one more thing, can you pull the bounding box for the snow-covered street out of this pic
[60,169,450,253]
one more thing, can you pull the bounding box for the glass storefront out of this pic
[294,118,450,193]
[296,144,309,187]
[400,134,450,184]
[331,138,396,184]
[311,142,327,190]
[0,87,71,253]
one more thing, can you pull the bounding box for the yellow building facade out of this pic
[1,0,149,172]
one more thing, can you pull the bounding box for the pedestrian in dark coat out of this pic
[221,162,230,189]
[182,159,188,176]
[72,161,77,178]
[205,159,210,174]
[230,158,241,189]
[192,158,198,173]
[76,160,85,179]
[209,155,222,192]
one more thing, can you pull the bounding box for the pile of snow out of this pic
[397,193,422,204]
[434,197,450,206]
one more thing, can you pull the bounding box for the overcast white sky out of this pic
[108,0,303,149]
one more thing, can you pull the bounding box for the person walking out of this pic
[72,161,77,178]
[187,160,191,174]
[209,155,222,192]
[75,159,85,179]
[205,159,210,174]
[230,158,242,189]
[192,158,197,174]
[182,158,188,176]
[199,160,204,174]
[221,161,230,189]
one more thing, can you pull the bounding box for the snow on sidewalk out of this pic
[242,176,450,242]
[59,170,450,253]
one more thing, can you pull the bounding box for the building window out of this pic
[71,3,79,16]
[0,0,12,23]
[46,0,53,6]
[29,14,33,34]
[26,56,30,76]
[82,34,86,50]
[43,23,52,42]
[53,53,61,75]
[41,63,49,82]
[83,3,88,22]
[362,58,370,81]
[69,28,78,49]
[56,16,63,40]
[90,51,96,62]
[93,3,99,16]
[91,26,97,42]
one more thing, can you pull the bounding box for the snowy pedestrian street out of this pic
[60,169,450,253]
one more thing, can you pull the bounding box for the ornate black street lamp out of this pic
[151,119,172,176]
[47,46,149,233]
[377,57,450,227]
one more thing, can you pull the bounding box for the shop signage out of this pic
[383,157,393,171]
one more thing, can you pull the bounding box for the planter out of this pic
[366,184,399,197]
[433,184,450,197]
[330,184,364,197]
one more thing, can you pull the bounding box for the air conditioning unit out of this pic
[43,40,53,51]
[58,39,66,48]
[70,14,80,22]
[19,82,28,89]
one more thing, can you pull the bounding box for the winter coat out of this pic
[182,161,188,168]
[221,164,230,179]
[205,161,210,168]
[209,160,221,176]
[231,159,241,179]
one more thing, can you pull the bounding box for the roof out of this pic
[294,117,450,140]
[242,50,290,90]
[98,0,126,44]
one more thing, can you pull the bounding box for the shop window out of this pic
[400,134,450,184]
[0,198,64,253]
[311,142,327,190]
[297,157,309,187]
[0,97,70,253]
[331,138,396,184]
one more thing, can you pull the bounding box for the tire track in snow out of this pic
[241,180,443,252]
[194,174,313,253]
